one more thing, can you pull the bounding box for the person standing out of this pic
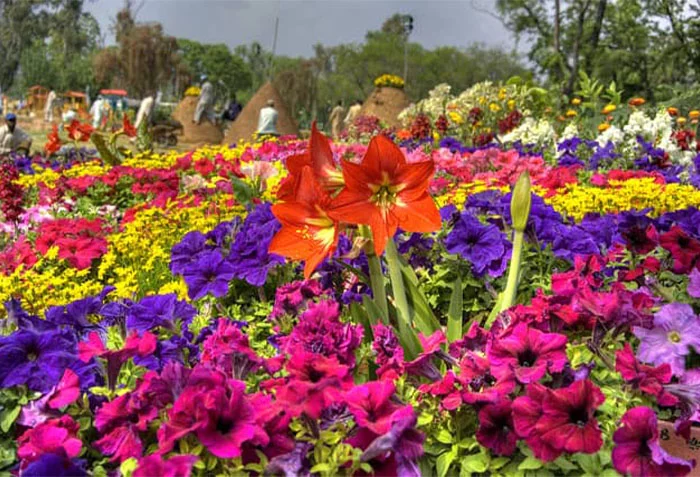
[0,114,32,156]
[257,99,279,137]
[134,93,155,130]
[90,95,105,129]
[222,94,242,122]
[329,100,346,139]
[193,75,215,125]
[44,90,57,123]
[344,99,362,130]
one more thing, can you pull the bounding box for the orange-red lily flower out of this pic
[67,120,94,142]
[122,116,137,137]
[277,122,343,201]
[44,125,61,155]
[270,166,339,278]
[329,135,441,255]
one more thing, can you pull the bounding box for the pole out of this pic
[267,1,280,82]
[403,36,408,83]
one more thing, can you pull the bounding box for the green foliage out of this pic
[177,38,252,97]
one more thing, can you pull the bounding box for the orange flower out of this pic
[329,135,441,255]
[269,166,339,278]
[602,104,616,114]
[396,129,412,141]
[628,97,646,107]
[689,110,700,119]
[44,125,61,155]
[67,120,94,142]
[277,122,343,201]
[668,107,679,117]
[598,123,610,132]
[122,116,137,137]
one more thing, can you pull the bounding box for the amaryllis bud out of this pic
[510,171,531,232]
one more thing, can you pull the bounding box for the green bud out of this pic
[510,171,532,232]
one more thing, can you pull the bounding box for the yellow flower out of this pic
[601,104,617,114]
[571,98,582,106]
[184,86,201,97]
[448,111,464,125]
[507,99,516,110]
[678,117,687,125]
[498,88,507,100]
[690,110,700,119]
[598,123,610,132]
[489,103,501,113]
[565,109,578,118]
[374,74,405,89]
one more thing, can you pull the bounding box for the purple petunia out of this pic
[444,212,510,278]
[126,294,196,332]
[633,303,700,375]
[182,250,236,300]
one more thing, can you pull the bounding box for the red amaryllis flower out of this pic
[615,343,678,406]
[44,125,61,155]
[512,383,562,462]
[660,226,700,274]
[123,116,137,137]
[476,401,519,456]
[269,166,340,278]
[537,379,604,455]
[67,120,94,142]
[278,122,343,200]
[329,135,441,255]
[487,323,568,384]
[612,407,693,477]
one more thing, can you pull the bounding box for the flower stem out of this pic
[367,249,388,320]
[499,229,524,314]
[385,238,421,359]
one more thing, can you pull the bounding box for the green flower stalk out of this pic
[499,171,531,314]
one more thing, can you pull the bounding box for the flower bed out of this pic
[1,109,700,476]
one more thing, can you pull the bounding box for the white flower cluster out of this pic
[398,83,454,126]
[500,118,555,147]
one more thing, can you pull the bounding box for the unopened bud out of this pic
[510,171,532,232]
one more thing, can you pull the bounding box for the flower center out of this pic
[216,417,234,434]
[517,349,537,368]
[668,331,682,343]
[26,351,37,361]
[569,408,589,427]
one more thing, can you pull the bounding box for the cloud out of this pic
[86,0,515,56]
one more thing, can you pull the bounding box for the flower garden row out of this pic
[1,84,700,476]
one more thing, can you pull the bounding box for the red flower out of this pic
[612,407,693,477]
[44,125,62,155]
[278,122,342,201]
[615,343,678,406]
[660,226,700,274]
[17,415,82,468]
[329,135,441,255]
[269,166,340,278]
[476,401,519,456]
[538,379,604,455]
[512,383,562,462]
[123,115,137,137]
[487,323,568,384]
[67,120,94,142]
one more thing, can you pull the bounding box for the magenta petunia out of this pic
[344,380,403,435]
[615,343,678,406]
[458,351,515,406]
[537,379,604,455]
[134,454,198,477]
[17,415,82,469]
[372,324,405,380]
[512,383,562,462]
[476,401,519,456]
[612,406,694,477]
[488,323,568,384]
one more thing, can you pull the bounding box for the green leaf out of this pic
[119,458,138,477]
[1,405,20,432]
[575,454,600,475]
[553,456,578,471]
[310,463,331,473]
[461,453,489,474]
[447,276,463,342]
[490,457,510,470]
[361,294,386,326]
[437,449,457,477]
[518,456,544,471]
[435,428,453,444]
[91,133,121,166]
[400,264,441,335]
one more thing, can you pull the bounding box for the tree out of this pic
[93,4,181,97]
[177,39,252,97]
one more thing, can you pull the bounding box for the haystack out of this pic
[172,96,223,145]
[360,86,410,128]
[223,82,299,145]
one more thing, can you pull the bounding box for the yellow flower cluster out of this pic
[435,181,508,210]
[374,74,405,89]
[184,86,201,97]
[545,178,700,221]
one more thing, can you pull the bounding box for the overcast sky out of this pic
[86,0,516,57]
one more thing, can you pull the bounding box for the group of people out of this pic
[193,75,243,126]
[329,99,362,138]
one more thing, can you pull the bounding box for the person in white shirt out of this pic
[344,99,362,130]
[90,95,105,129]
[44,90,57,122]
[0,114,32,157]
[194,75,215,125]
[134,94,155,130]
[257,100,279,137]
